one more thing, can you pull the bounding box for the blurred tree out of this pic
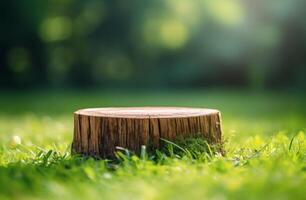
[0,0,305,90]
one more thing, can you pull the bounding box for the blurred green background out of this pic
[1,0,306,90]
[0,1,306,199]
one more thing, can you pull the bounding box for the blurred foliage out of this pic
[0,0,306,89]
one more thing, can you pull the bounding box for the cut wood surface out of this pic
[72,107,222,158]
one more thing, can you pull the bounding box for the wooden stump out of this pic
[72,107,222,158]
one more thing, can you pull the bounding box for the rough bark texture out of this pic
[72,107,222,158]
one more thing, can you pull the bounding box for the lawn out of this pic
[0,90,305,200]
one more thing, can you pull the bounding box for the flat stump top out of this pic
[75,107,219,118]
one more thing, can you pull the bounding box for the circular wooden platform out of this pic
[72,107,222,158]
[75,107,219,118]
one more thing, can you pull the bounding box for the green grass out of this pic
[0,90,305,200]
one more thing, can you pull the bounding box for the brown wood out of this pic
[72,107,222,158]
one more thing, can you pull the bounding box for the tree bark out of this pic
[72,107,222,158]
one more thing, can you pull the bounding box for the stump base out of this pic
[72,107,222,158]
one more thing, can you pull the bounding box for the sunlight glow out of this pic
[208,0,244,26]
[40,16,72,42]
[159,20,188,49]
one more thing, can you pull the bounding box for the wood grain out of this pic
[72,107,222,158]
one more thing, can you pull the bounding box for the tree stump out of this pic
[72,107,222,158]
